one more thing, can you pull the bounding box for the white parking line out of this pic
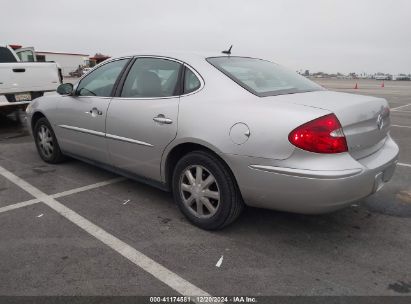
[392,110,411,113]
[392,125,411,129]
[398,163,411,168]
[0,198,40,214]
[391,103,411,111]
[0,177,125,214]
[0,165,210,297]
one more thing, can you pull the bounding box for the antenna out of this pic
[222,45,233,55]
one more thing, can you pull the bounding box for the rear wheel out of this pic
[34,117,65,163]
[172,151,243,230]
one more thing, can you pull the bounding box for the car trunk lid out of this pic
[264,90,390,159]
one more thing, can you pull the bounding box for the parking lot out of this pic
[0,78,411,297]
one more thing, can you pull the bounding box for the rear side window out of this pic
[16,50,35,62]
[207,56,323,97]
[184,67,201,94]
[0,47,17,63]
[121,58,182,98]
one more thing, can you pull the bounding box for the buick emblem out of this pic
[376,114,384,130]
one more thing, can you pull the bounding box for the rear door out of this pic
[106,57,183,181]
[54,58,130,164]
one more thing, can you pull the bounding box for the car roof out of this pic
[120,51,214,58]
[113,51,257,66]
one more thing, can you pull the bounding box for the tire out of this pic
[33,117,65,163]
[172,150,244,230]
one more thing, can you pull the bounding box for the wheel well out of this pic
[31,112,46,131]
[165,143,239,192]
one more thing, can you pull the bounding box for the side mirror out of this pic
[57,83,74,95]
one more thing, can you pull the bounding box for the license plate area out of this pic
[15,92,32,102]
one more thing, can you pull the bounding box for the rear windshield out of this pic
[207,56,323,97]
[0,47,18,63]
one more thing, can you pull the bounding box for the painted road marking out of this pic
[392,125,411,129]
[0,198,40,214]
[0,177,125,214]
[0,165,210,298]
[391,103,411,111]
[392,110,411,113]
[398,163,411,168]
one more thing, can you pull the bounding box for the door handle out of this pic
[13,68,26,73]
[86,107,103,116]
[153,114,173,124]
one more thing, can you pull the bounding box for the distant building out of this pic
[36,51,90,76]
[89,54,111,66]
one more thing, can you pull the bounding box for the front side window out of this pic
[207,56,323,97]
[76,59,128,97]
[121,58,182,98]
[184,67,201,94]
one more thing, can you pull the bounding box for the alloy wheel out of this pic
[179,165,220,218]
[37,125,54,158]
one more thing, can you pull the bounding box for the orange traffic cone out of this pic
[354,83,358,89]
[381,81,385,88]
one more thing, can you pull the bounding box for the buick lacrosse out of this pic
[26,52,399,229]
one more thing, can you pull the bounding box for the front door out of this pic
[54,58,129,164]
[106,57,183,181]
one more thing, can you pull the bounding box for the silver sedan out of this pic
[26,52,399,230]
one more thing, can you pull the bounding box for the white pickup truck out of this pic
[0,45,61,108]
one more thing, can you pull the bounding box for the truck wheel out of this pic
[5,94,16,103]
[34,117,65,163]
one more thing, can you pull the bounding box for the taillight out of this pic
[288,114,348,153]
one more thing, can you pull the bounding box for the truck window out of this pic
[0,47,18,63]
[16,50,35,62]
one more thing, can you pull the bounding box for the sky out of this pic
[1,0,411,74]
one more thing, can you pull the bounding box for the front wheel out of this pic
[172,151,244,230]
[33,117,65,163]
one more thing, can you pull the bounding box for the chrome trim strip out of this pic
[249,165,363,179]
[74,56,134,84]
[58,125,153,147]
[58,125,105,138]
[111,56,205,100]
[181,63,205,97]
[105,133,153,147]
[112,96,179,101]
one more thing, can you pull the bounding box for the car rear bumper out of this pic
[226,135,399,214]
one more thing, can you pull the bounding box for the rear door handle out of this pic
[13,68,25,73]
[153,114,173,124]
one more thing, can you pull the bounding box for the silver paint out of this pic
[27,52,399,214]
